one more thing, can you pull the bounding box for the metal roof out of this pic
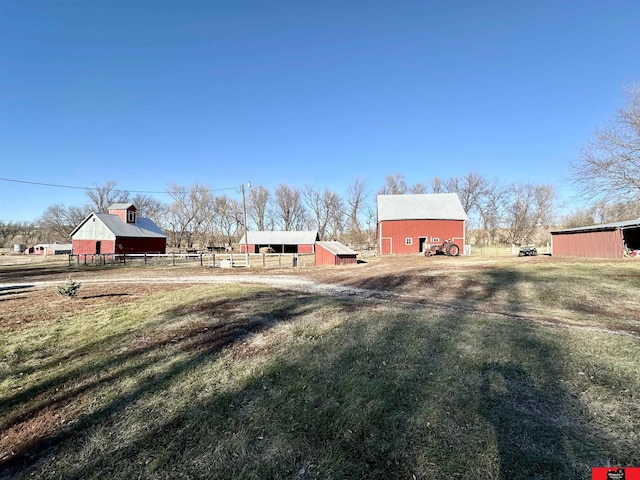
[70,213,167,238]
[108,203,135,210]
[316,241,357,256]
[377,193,467,221]
[551,218,640,234]
[238,230,319,245]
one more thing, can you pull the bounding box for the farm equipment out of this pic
[518,245,538,256]
[424,239,461,257]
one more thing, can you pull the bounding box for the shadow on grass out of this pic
[79,293,131,300]
[1,278,634,479]
[0,291,333,477]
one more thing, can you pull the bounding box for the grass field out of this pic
[1,256,639,479]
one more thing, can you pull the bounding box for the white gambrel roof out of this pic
[238,230,319,245]
[377,193,467,221]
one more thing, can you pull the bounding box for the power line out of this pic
[0,177,241,195]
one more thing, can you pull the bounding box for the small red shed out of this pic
[238,231,319,254]
[551,219,640,258]
[71,203,167,255]
[315,241,358,266]
[377,193,467,255]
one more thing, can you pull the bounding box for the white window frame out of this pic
[405,237,413,246]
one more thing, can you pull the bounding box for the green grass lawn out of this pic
[1,263,639,479]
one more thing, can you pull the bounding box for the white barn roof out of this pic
[70,212,167,238]
[316,241,357,256]
[377,193,467,221]
[238,230,319,245]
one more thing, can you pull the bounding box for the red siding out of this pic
[378,219,465,255]
[73,238,165,255]
[552,230,623,258]
[115,237,166,254]
[108,206,136,224]
[72,239,116,254]
[315,244,357,266]
[298,244,314,254]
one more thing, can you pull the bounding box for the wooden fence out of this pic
[68,252,315,268]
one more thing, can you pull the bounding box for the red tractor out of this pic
[424,239,461,257]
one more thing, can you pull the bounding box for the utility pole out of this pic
[241,182,251,268]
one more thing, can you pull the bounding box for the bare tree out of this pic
[0,221,22,247]
[409,182,427,194]
[14,221,39,246]
[560,208,597,229]
[345,176,368,237]
[247,185,271,231]
[444,172,489,215]
[0,221,18,247]
[274,184,307,230]
[86,181,130,212]
[571,85,640,203]
[476,179,509,245]
[431,177,445,193]
[214,194,241,247]
[130,194,166,226]
[163,183,214,248]
[378,173,408,195]
[504,183,555,244]
[38,204,87,241]
[303,186,344,239]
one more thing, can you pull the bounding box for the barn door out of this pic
[95,241,101,254]
[381,238,392,255]
[419,237,428,253]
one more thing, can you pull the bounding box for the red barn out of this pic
[315,241,358,266]
[71,203,167,255]
[377,193,467,255]
[551,219,640,258]
[238,231,319,254]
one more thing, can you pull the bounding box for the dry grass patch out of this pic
[1,258,639,479]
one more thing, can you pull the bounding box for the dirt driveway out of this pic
[2,255,638,339]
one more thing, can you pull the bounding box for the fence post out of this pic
[172,252,175,266]
[200,254,203,267]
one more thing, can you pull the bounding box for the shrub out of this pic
[57,278,81,298]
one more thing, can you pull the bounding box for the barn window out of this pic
[431,237,440,243]
[405,238,412,246]
[127,210,136,223]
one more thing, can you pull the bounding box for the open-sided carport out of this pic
[551,218,640,258]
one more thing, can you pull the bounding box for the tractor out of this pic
[424,239,461,257]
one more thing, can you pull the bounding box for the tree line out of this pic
[0,174,557,250]
[3,84,639,250]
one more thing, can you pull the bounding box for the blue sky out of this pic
[1,1,638,222]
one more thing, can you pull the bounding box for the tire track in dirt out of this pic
[1,275,638,341]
